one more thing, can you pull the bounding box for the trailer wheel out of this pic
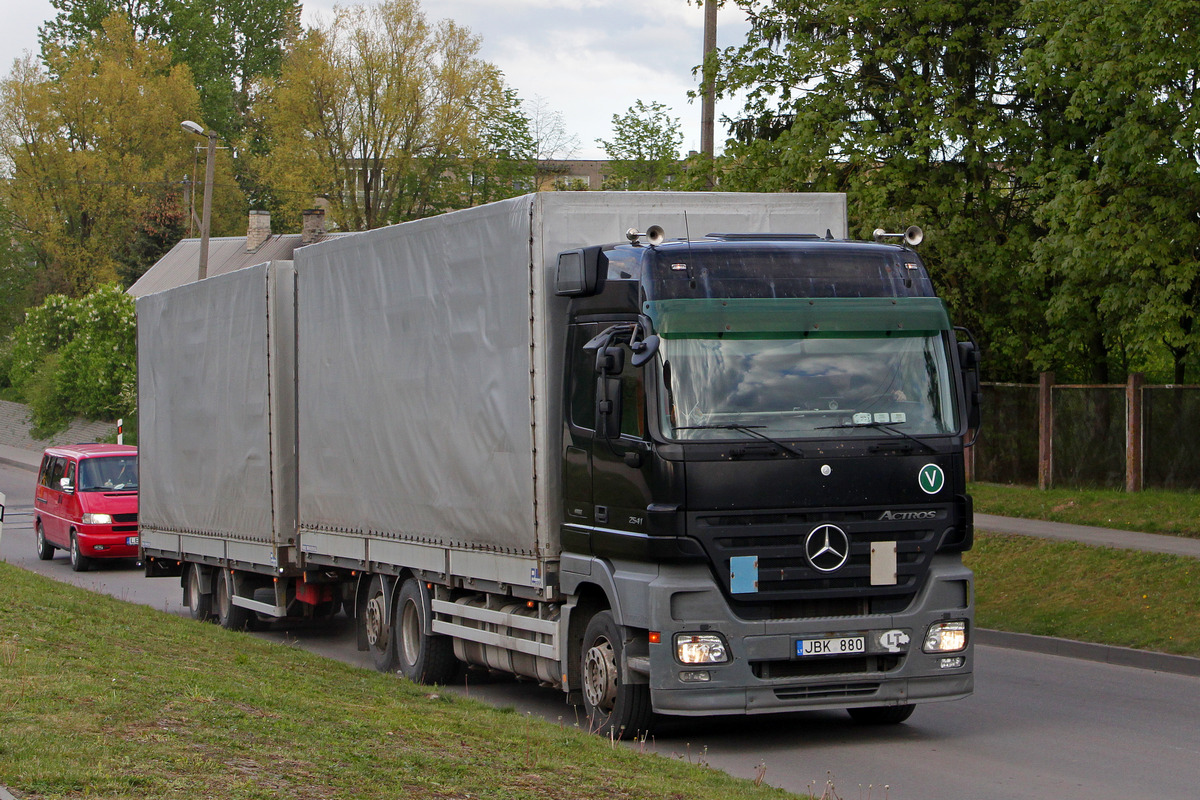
[580,611,653,738]
[364,575,398,672]
[35,521,54,560]
[186,564,214,622]
[395,579,457,685]
[215,569,252,630]
[847,704,915,725]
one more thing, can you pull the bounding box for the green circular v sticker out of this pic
[919,463,945,494]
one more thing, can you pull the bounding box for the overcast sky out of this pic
[0,0,751,160]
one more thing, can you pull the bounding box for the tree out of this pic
[715,0,1046,381]
[459,87,537,206]
[256,0,508,230]
[6,285,136,435]
[38,0,301,140]
[1019,0,1200,384]
[0,15,242,295]
[598,100,684,190]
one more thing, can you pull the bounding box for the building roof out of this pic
[127,231,352,297]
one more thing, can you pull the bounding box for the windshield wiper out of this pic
[674,424,805,458]
[814,420,937,454]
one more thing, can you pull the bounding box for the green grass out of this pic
[970,482,1200,538]
[966,533,1200,657]
[0,563,802,800]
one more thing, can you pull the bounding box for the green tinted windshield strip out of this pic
[644,297,952,337]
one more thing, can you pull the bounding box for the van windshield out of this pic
[78,456,138,491]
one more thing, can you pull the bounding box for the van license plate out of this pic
[797,636,866,657]
[126,536,139,545]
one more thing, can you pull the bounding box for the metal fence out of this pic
[968,375,1200,491]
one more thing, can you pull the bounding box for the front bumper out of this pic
[77,526,140,559]
[643,554,974,716]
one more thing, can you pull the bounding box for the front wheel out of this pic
[35,521,54,560]
[395,579,457,685]
[69,533,91,572]
[580,611,653,739]
[847,704,915,725]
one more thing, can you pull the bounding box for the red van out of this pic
[34,444,139,571]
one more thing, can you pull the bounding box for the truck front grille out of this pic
[690,506,951,612]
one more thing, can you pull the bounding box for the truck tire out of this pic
[364,575,398,672]
[69,533,91,572]
[847,704,915,725]
[186,564,214,622]
[580,611,653,739]
[35,521,54,560]
[395,579,457,685]
[215,569,252,630]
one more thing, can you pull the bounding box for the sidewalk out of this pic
[976,512,1200,559]
[0,443,40,472]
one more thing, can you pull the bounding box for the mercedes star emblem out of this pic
[805,524,850,573]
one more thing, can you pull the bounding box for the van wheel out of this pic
[395,579,457,685]
[35,521,54,560]
[187,564,214,622]
[580,611,653,739]
[214,569,252,630]
[847,704,915,725]
[69,533,91,572]
[364,575,398,672]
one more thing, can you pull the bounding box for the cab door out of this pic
[561,323,655,558]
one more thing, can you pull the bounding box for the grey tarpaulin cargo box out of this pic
[291,192,847,590]
[137,261,298,568]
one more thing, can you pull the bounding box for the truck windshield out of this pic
[78,456,138,491]
[659,333,957,441]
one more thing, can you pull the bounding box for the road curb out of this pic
[978,628,1200,677]
[0,783,17,799]
[0,455,37,473]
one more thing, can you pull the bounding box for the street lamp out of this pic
[181,120,217,280]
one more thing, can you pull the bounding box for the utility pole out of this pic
[699,0,718,159]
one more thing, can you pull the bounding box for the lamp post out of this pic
[181,120,217,280]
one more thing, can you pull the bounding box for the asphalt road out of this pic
[2,460,1199,799]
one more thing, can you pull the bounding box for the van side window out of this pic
[65,462,76,488]
[38,456,52,487]
[48,457,66,488]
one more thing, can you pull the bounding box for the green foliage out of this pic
[39,0,300,141]
[598,100,684,190]
[717,0,1200,384]
[6,285,136,435]
[1,16,217,297]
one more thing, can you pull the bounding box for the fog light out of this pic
[83,513,112,525]
[675,633,729,664]
[923,620,968,653]
[679,670,711,682]
[939,657,966,669]
[93,544,108,551]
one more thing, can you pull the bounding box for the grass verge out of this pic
[965,533,1200,657]
[0,563,801,800]
[969,482,1200,538]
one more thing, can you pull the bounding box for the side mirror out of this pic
[955,333,982,437]
[595,346,625,375]
[59,477,74,493]
[596,376,622,439]
[555,246,603,296]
